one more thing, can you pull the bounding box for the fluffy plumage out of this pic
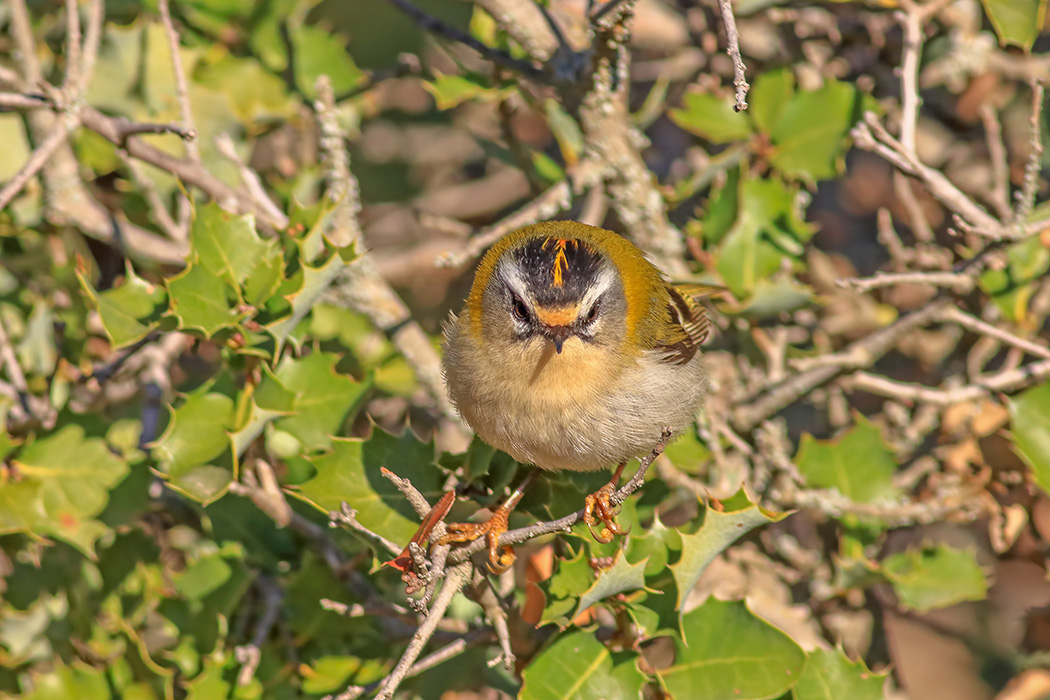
[442,221,708,472]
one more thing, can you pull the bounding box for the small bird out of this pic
[440,220,710,571]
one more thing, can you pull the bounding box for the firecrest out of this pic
[440,220,710,571]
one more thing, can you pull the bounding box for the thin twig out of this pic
[234,575,284,686]
[447,430,673,564]
[215,133,285,225]
[837,270,975,293]
[383,0,545,80]
[979,103,1012,220]
[367,562,474,700]
[0,110,80,211]
[716,0,749,111]
[1014,79,1045,231]
[940,306,1050,361]
[330,503,403,557]
[158,0,201,163]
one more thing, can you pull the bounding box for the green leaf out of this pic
[658,599,806,700]
[272,352,371,451]
[266,248,354,351]
[296,428,444,545]
[882,544,989,612]
[575,550,649,619]
[190,203,271,287]
[520,630,645,700]
[167,262,239,336]
[424,72,512,110]
[78,262,167,348]
[11,425,129,556]
[795,416,898,504]
[241,241,285,306]
[670,495,787,613]
[671,91,754,144]
[749,68,795,134]
[792,648,885,700]
[769,80,860,182]
[301,656,363,694]
[18,660,110,700]
[700,165,741,245]
[174,553,233,601]
[291,25,366,98]
[980,0,1047,50]
[1011,380,1050,495]
[663,430,711,475]
[153,389,236,503]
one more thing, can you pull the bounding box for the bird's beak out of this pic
[542,325,572,354]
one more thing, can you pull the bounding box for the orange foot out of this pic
[440,504,515,573]
[583,483,629,543]
[583,462,630,544]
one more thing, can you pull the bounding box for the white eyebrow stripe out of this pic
[579,265,617,309]
[496,259,530,301]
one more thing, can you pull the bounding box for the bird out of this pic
[439,220,710,572]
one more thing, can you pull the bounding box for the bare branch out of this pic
[0,110,80,211]
[447,430,672,564]
[158,0,202,163]
[717,0,749,112]
[1014,79,1045,230]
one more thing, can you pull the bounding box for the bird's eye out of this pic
[511,297,530,322]
[584,302,599,323]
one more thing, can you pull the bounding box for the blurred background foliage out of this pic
[1,0,1050,698]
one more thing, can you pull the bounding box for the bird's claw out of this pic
[583,483,628,544]
[440,506,516,573]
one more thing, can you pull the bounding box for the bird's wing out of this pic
[654,284,713,365]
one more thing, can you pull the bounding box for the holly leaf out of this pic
[271,352,371,451]
[768,80,860,182]
[167,263,239,336]
[792,648,885,700]
[78,261,167,348]
[575,550,649,619]
[295,428,444,545]
[658,599,806,700]
[1010,380,1050,496]
[980,0,1047,50]
[671,91,754,144]
[190,203,271,287]
[795,416,898,504]
[882,544,989,612]
[10,425,129,556]
[671,494,787,613]
[520,630,645,700]
[153,388,236,503]
[266,249,354,351]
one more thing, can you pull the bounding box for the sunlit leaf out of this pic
[658,599,805,700]
[78,262,167,348]
[769,80,860,181]
[190,203,271,287]
[575,550,649,619]
[670,494,787,613]
[167,263,239,337]
[520,630,645,700]
[882,544,989,612]
[980,0,1047,50]
[10,425,129,556]
[671,91,754,144]
[271,352,371,452]
[153,388,236,503]
[1011,380,1050,495]
[795,416,898,504]
[792,648,886,700]
[296,428,444,545]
